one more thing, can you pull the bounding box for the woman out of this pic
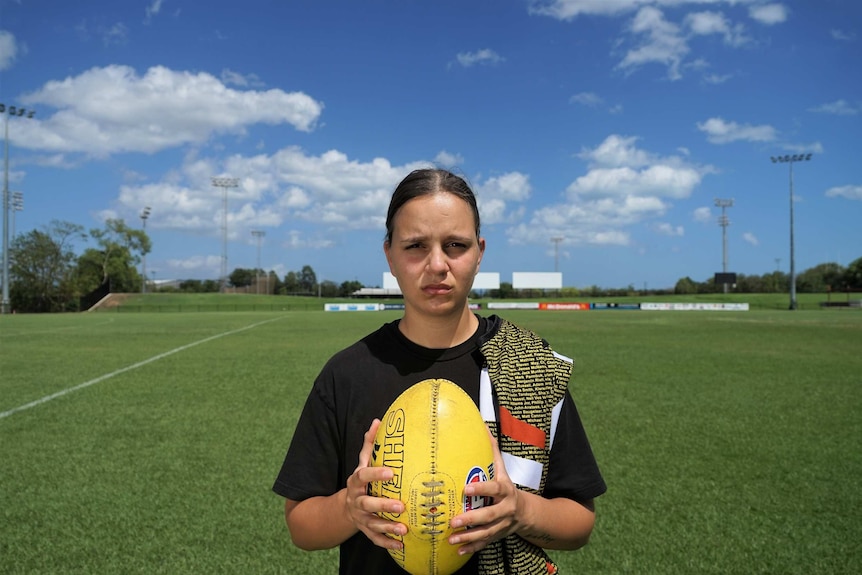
[273,169,605,574]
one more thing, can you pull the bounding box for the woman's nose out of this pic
[426,246,449,274]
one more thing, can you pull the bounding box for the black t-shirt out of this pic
[273,315,605,575]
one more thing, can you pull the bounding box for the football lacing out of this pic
[420,480,445,535]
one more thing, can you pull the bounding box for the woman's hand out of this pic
[344,418,408,551]
[447,431,523,554]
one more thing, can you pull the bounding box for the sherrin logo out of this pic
[463,466,492,513]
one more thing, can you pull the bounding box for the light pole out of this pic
[1,103,36,315]
[140,206,151,293]
[714,198,733,294]
[770,153,812,310]
[11,191,23,239]
[251,230,265,295]
[551,236,563,272]
[211,177,239,292]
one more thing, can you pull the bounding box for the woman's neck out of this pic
[398,307,478,349]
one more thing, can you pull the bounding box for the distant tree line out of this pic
[672,259,862,295]
[4,218,860,313]
[163,265,363,298]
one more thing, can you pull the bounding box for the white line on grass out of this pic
[0,316,285,420]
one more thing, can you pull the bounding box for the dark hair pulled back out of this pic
[385,169,480,244]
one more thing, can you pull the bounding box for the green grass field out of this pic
[1,306,860,574]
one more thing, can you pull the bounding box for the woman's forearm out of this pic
[284,490,357,550]
[516,494,596,550]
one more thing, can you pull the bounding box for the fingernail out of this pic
[450,518,462,528]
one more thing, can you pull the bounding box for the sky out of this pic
[0,0,860,290]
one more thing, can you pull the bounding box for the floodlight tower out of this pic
[551,236,564,272]
[714,198,734,293]
[251,230,265,295]
[1,103,36,315]
[211,177,239,291]
[11,191,23,239]
[140,206,151,293]
[770,153,813,310]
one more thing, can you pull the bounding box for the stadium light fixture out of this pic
[211,177,240,291]
[770,153,813,310]
[251,230,265,295]
[140,206,152,294]
[714,198,734,294]
[11,191,23,239]
[551,236,564,273]
[1,103,36,315]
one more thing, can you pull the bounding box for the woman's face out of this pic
[384,191,484,319]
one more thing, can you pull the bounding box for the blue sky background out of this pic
[1,0,859,289]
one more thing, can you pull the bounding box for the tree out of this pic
[674,276,697,295]
[797,262,845,293]
[85,219,151,292]
[281,271,300,294]
[10,220,86,313]
[229,267,255,288]
[843,257,862,290]
[299,265,317,293]
[76,247,141,294]
[488,282,513,299]
[319,280,338,297]
[338,280,363,297]
[268,271,282,294]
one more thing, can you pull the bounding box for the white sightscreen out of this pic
[512,272,563,289]
[472,272,500,290]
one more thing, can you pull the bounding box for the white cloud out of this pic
[618,7,689,80]
[697,117,777,144]
[456,49,505,67]
[0,30,18,71]
[434,150,464,167]
[779,142,823,155]
[655,222,684,236]
[529,0,644,19]
[748,3,788,25]
[809,100,859,116]
[145,0,165,24]
[115,146,428,250]
[20,65,324,157]
[685,11,750,47]
[567,164,702,199]
[742,232,759,246]
[703,72,733,84]
[532,2,782,79]
[570,136,708,200]
[220,68,265,88]
[825,185,862,201]
[507,134,712,248]
[578,134,652,168]
[167,254,222,273]
[101,23,129,46]
[476,172,532,224]
[693,206,712,222]
[570,92,604,107]
[529,1,786,21]
[831,29,856,42]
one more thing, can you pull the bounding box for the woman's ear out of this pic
[383,241,394,276]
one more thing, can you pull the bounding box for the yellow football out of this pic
[368,378,494,575]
